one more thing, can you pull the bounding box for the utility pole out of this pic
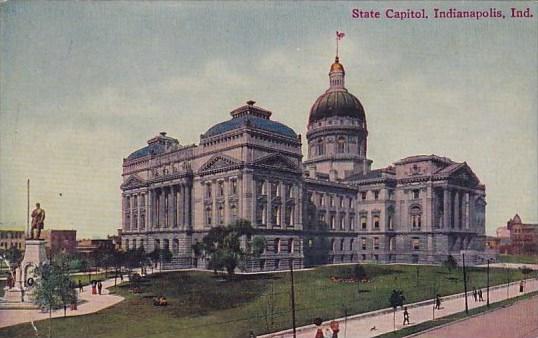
[462,253,469,314]
[486,259,490,307]
[289,258,297,338]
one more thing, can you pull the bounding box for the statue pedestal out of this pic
[1,239,48,308]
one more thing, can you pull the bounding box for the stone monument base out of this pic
[0,239,48,308]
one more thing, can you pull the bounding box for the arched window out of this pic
[337,136,346,153]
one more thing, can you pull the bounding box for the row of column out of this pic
[150,183,192,229]
[123,193,146,231]
[442,188,474,229]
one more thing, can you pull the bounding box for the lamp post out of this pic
[486,258,491,307]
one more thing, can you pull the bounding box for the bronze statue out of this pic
[30,202,45,239]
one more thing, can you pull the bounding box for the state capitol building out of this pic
[120,53,489,271]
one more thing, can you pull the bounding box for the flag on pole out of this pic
[336,31,345,40]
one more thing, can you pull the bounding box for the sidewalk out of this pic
[261,279,538,338]
[0,275,128,329]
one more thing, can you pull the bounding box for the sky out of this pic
[1,1,536,238]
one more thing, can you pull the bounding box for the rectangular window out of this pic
[374,237,380,250]
[361,238,367,250]
[330,195,335,207]
[339,216,345,230]
[320,194,325,206]
[230,179,238,195]
[373,215,380,229]
[413,189,420,199]
[330,215,335,229]
[413,238,420,250]
[218,181,224,196]
[361,216,367,230]
[388,190,394,200]
[339,196,344,208]
[286,184,293,199]
[349,197,353,209]
[349,215,355,229]
[206,207,212,225]
[319,212,326,225]
[361,192,367,200]
[374,191,379,200]
[206,183,212,199]
[256,204,266,225]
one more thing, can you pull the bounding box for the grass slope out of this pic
[0,264,525,338]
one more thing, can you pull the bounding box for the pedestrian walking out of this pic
[478,289,484,301]
[314,317,324,338]
[78,279,83,292]
[472,287,478,302]
[520,280,524,293]
[97,281,103,295]
[403,307,410,325]
[435,294,441,310]
[91,280,97,295]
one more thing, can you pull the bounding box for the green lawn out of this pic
[0,264,525,338]
[496,254,538,265]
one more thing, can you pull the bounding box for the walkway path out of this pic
[0,275,127,329]
[262,278,538,338]
[409,294,538,338]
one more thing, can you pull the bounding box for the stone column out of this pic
[224,179,229,225]
[136,193,141,231]
[122,195,127,231]
[170,186,176,228]
[251,176,257,225]
[144,192,149,230]
[454,191,460,229]
[281,182,287,226]
[443,188,451,229]
[266,180,272,227]
[147,190,152,229]
[159,188,165,228]
[186,183,192,227]
[468,193,475,228]
[129,195,135,230]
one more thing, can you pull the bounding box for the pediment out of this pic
[121,175,146,190]
[252,153,299,172]
[198,154,242,174]
[448,163,480,187]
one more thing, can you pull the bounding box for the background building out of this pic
[0,229,25,251]
[507,214,538,255]
[76,238,115,257]
[120,54,489,271]
[41,229,77,256]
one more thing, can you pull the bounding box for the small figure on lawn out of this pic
[403,307,410,325]
[435,294,442,310]
[97,281,103,295]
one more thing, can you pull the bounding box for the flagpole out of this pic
[27,179,30,238]
[336,34,339,57]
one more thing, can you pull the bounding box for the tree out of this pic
[389,289,405,331]
[199,219,254,276]
[443,255,458,272]
[0,246,23,269]
[33,254,77,337]
[352,264,367,281]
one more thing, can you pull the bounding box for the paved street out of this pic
[0,275,126,329]
[262,278,538,338]
[410,295,538,338]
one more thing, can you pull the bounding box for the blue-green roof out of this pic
[204,115,297,139]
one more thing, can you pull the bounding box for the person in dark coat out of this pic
[78,280,83,292]
[478,289,484,301]
[435,294,442,310]
[97,281,103,295]
[472,287,478,302]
